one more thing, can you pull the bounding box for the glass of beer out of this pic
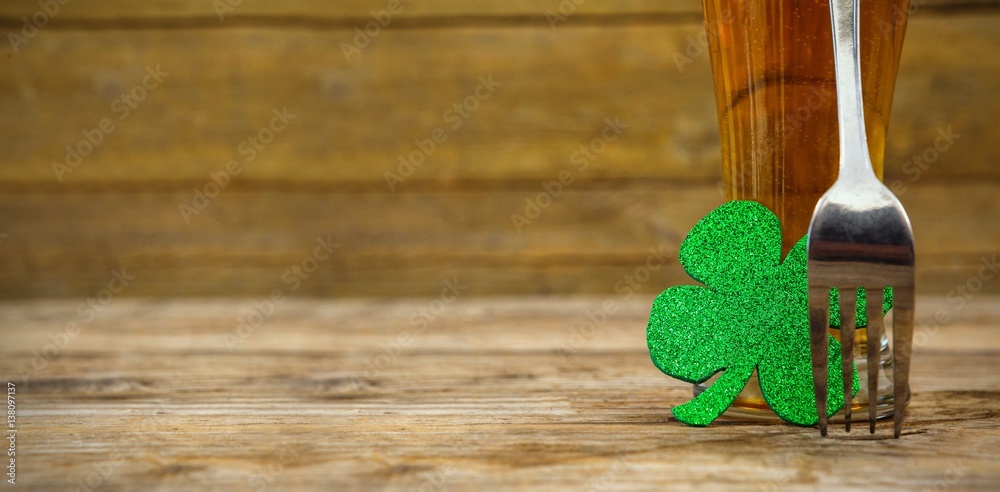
[696,0,911,420]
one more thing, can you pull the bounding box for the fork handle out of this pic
[830,0,877,182]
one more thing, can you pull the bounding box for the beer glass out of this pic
[697,0,911,420]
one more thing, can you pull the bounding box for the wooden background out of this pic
[2,296,998,490]
[1,0,998,299]
[1,3,999,490]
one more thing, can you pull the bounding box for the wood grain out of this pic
[0,2,996,299]
[0,16,996,184]
[0,295,998,490]
[0,0,995,23]
[0,0,700,24]
[1,181,997,298]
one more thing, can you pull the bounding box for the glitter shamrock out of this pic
[646,201,892,427]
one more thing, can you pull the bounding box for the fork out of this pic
[806,0,916,438]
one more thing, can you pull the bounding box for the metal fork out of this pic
[806,0,916,438]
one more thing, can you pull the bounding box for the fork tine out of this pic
[840,289,857,432]
[865,287,885,433]
[809,285,832,436]
[892,284,915,438]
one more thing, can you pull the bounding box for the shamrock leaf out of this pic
[646,201,888,427]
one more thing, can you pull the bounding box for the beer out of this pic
[697,0,911,420]
[705,0,910,253]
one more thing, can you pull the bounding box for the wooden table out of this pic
[1,295,998,491]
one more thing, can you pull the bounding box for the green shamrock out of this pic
[646,201,891,426]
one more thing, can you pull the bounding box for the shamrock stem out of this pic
[671,366,753,426]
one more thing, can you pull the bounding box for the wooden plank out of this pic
[0,16,997,185]
[0,0,700,24]
[0,182,714,298]
[0,23,714,184]
[0,296,998,490]
[0,181,996,298]
[1,294,996,354]
[885,12,1000,182]
[0,0,995,23]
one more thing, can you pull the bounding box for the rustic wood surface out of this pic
[1,0,996,22]
[1,181,998,298]
[1,14,997,183]
[2,2,998,488]
[0,2,998,299]
[1,295,998,491]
